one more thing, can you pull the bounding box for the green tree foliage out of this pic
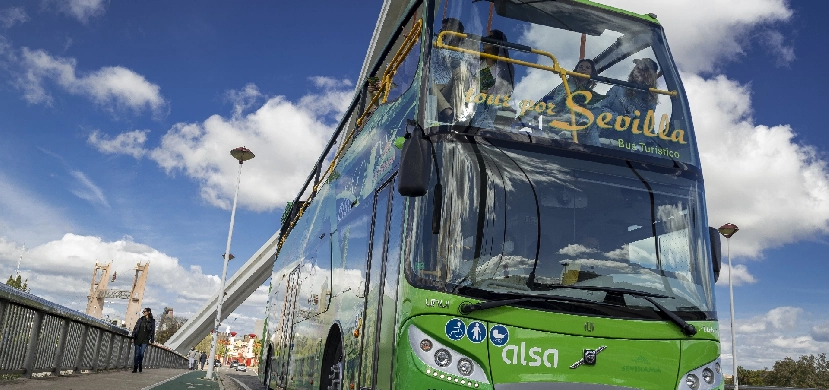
[196,334,213,353]
[253,339,262,360]
[5,274,30,293]
[155,316,188,345]
[218,343,228,361]
[731,353,829,387]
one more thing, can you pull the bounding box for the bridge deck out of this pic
[0,368,219,390]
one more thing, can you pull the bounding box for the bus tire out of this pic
[319,326,344,390]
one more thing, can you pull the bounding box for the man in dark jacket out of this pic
[132,307,155,373]
[199,351,208,370]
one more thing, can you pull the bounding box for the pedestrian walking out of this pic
[199,351,207,370]
[188,347,198,370]
[131,307,155,373]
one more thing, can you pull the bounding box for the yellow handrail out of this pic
[357,19,423,128]
[436,31,677,97]
[279,19,424,253]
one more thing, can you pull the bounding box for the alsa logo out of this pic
[502,342,559,368]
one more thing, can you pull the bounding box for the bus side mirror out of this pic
[708,227,722,282]
[397,120,431,197]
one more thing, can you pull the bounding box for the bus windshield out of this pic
[410,139,716,320]
[427,0,697,166]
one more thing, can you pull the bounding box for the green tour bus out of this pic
[259,0,725,389]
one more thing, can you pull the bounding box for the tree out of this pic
[764,353,829,388]
[155,316,188,345]
[218,343,228,362]
[737,366,768,385]
[196,334,212,353]
[253,339,262,359]
[730,353,829,388]
[5,274,30,293]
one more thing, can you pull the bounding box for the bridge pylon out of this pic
[124,262,150,329]
[85,261,150,328]
[85,261,113,318]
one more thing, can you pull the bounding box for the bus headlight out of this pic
[457,358,474,376]
[434,349,452,367]
[420,339,433,352]
[702,368,714,384]
[677,357,722,390]
[408,325,490,385]
[685,374,699,389]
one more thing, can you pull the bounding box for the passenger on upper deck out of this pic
[432,18,475,123]
[468,29,515,128]
[541,59,603,111]
[598,58,658,116]
[569,58,660,146]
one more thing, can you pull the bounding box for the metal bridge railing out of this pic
[0,283,187,379]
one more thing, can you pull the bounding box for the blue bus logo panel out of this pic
[445,318,466,341]
[490,325,509,347]
[467,321,486,343]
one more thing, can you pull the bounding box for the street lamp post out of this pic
[718,223,739,389]
[206,147,254,379]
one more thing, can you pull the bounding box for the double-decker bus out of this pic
[259,1,724,389]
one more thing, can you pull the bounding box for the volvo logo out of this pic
[570,346,607,369]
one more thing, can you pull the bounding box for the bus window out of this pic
[358,7,423,129]
[427,0,698,167]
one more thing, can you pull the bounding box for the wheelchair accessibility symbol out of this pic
[467,321,486,343]
[445,318,466,341]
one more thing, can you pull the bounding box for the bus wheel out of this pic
[319,332,343,390]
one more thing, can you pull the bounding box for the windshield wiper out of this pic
[533,285,697,336]
[459,294,609,315]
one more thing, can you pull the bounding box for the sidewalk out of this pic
[0,368,220,390]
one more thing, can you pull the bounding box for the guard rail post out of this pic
[22,311,44,378]
[91,328,102,372]
[0,300,6,327]
[115,335,125,369]
[105,332,115,370]
[73,324,89,372]
[51,318,71,376]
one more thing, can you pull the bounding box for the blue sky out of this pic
[0,0,827,374]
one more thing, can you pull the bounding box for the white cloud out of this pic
[310,76,353,90]
[88,129,150,158]
[812,321,829,342]
[736,306,802,333]
[600,0,793,73]
[15,48,167,116]
[0,171,75,246]
[68,170,109,208]
[97,80,352,212]
[686,74,829,258]
[760,30,796,67]
[716,264,757,286]
[0,234,221,315]
[719,306,829,371]
[0,232,269,335]
[48,0,107,24]
[224,83,264,118]
[0,7,28,29]
[768,335,820,351]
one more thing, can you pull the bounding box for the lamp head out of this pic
[717,223,739,238]
[230,147,255,164]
